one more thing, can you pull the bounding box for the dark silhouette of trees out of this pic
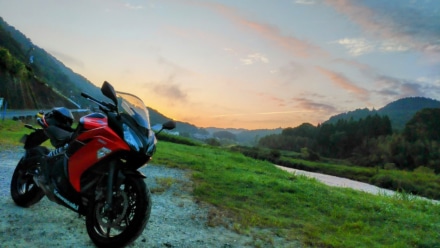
[260,114,392,160]
[258,110,440,173]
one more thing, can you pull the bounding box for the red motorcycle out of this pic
[10,81,175,247]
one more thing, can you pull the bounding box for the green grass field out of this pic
[153,141,440,247]
[2,119,439,247]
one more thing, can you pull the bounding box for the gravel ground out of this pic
[0,149,297,248]
[0,149,240,248]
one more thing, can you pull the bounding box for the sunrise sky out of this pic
[1,0,439,129]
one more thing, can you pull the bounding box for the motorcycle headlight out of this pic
[123,124,143,152]
[146,132,157,156]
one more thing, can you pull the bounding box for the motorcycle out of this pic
[10,81,176,247]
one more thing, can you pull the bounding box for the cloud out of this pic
[124,3,143,10]
[294,0,315,5]
[317,66,370,101]
[150,81,188,102]
[293,97,338,113]
[190,0,328,59]
[333,37,410,56]
[144,56,192,103]
[334,38,374,56]
[375,76,424,98]
[325,0,440,62]
[379,40,409,52]
[210,110,316,118]
[240,53,269,65]
[255,92,286,106]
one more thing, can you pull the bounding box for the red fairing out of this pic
[68,118,130,192]
[81,115,108,129]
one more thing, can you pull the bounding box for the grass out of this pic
[153,141,440,247]
[235,146,440,200]
[0,119,31,147]
[150,177,177,194]
[2,119,439,247]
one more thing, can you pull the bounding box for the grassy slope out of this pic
[153,141,440,247]
[1,120,439,247]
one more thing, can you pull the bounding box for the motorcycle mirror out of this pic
[151,124,162,132]
[162,121,176,130]
[101,81,118,109]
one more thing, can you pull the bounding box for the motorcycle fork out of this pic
[104,161,116,211]
[104,161,126,212]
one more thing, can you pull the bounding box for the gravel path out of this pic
[0,149,267,248]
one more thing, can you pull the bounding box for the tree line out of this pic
[258,109,440,173]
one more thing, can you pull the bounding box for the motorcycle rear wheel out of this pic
[10,154,45,207]
[86,175,152,247]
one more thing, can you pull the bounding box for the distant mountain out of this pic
[205,127,282,146]
[325,97,440,130]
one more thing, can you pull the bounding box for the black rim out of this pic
[93,181,138,238]
[16,169,37,195]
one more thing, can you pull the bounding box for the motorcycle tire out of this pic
[86,175,152,248]
[10,147,48,207]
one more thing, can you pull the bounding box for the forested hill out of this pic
[325,97,440,130]
[0,17,102,107]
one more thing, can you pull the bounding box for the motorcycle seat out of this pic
[45,125,73,148]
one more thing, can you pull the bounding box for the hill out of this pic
[325,97,440,131]
[0,17,102,108]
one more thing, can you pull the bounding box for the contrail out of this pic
[211,110,316,118]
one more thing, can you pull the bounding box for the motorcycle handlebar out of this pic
[81,92,117,112]
[81,92,93,100]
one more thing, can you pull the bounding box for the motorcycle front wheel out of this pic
[86,175,152,247]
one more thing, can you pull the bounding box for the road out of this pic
[0,109,89,119]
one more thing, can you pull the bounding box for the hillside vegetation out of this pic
[0,17,102,108]
[254,109,440,200]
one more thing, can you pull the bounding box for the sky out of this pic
[0,0,439,130]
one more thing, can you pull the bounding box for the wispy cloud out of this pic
[240,53,269,65]
[334,38,374,56]
[211,110,313,118]
[334,37,409,56]
[379,40,409,52]
[317,66,370,101]
[325,0,440,61]
[124,3,143,10]
[293,97,338,113]
[190,0,328,59]
[294,0,315,5]
[375,76,424,98]
[147,80,188,102]
[255,92,286,106]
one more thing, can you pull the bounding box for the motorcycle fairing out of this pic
[49,155,84,213]
[80,113,107,129]
[68,126,130,192]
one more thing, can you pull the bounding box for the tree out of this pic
[404,108,440,142]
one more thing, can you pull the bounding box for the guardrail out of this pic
[1,109,90,120]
